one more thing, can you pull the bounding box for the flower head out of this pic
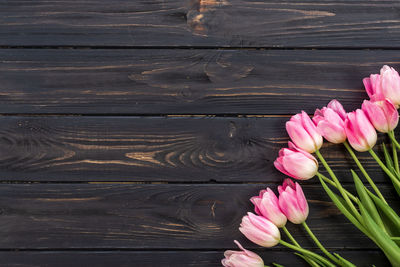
[345,109,377,152]
[274,142,318,180]
[239,212,281,247]
[250,188,287,227]
[278,179,309,224]
[313,100,347,144]
[362,99,399,133]
[222,240,264,267]
[363,65,400,106]
[286,111,323,153]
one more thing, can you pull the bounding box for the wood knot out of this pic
[186,0,229,36]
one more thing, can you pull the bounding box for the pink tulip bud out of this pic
[381,65,400,106]
[363,65,400,106]
[313,100,347,144]
[345,109,377,152]
[274,142,318,180]
[278,179,309,224]
[286,111,323,153]
[362,99,399,133]
[239,212,281,248]
[250,188,287,228]
[363,74,384,102]
[222,240,264,267]
[327,99,347,120]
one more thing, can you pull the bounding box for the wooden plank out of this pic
[0,250,388,267]
[0,116,394,182]
[0,183,397,249]
[1,49,399,115]
[1,0,400,47]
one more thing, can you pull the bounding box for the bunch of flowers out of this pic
[222,65,400,267]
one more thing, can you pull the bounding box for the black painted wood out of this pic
[0,116,394,182]
[1,0,400,47]
[1,49,399,114]
[0,183,396,250]
[1,0,396,265]
[0,250,389,267]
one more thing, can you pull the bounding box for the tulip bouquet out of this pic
[222,65,400,267]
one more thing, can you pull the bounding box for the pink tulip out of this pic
[381,65,400,106]
[362,99,399,133]
[363,65,400,106]
[250,188,287,227]
[274,142,318,180]
[222,240,264,267]
[345,109,377,152]
[326,99,347,120]
[278,179,309,224]
[286,111,323,153]
[363,74,384,102]
[313,100,347,144]
[239,212,281,248]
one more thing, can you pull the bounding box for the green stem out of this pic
[369,149,400,188]
[315,150,363,222]
[317,172,358,203]
[302,222,342,266]
[343,141,387,204]
[282,226,300,247]
[388,130,400,150]
[390,131,400,174]
[279,240,335,267]
[283,226,320,267]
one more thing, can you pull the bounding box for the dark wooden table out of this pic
[0,0,399,266]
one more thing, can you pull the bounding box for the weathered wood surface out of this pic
[1,49,399,114]
[1,0,397,265]
[1,0,400,47]
[0,184,397,250]
[0,116,394,182]
[0,250,389,267]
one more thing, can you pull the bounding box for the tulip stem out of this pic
[302,222,344,266]
[282,227,320,267]
[343,141,387,204]
[388,130,400,150]
[279,240,335,267]
[315,150,362,222]
[389,130,400,174]
[316,172,358,203]
[282,226,300,247]
[369,149,400,188]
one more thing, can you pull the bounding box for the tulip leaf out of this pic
[366,189,400,237]
[381,144,400,196]
[272,263,285,267]
[359,204,400,265]
[382,143,395,173]
[351,170,385,231]
[318,176,368,235]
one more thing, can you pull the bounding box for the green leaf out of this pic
[351,170,386,231]
[390,177,400,197]
[318,176,368,235]
[272,263,285,267]
[359,204,400,265]
[366,190,400,237]
[382,143,395,172]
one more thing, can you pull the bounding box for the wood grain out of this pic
[1,0,400,47]
[1,49,399,114]
[0,116,395,182]
[0,250,389,267]
[0,183,397,250]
